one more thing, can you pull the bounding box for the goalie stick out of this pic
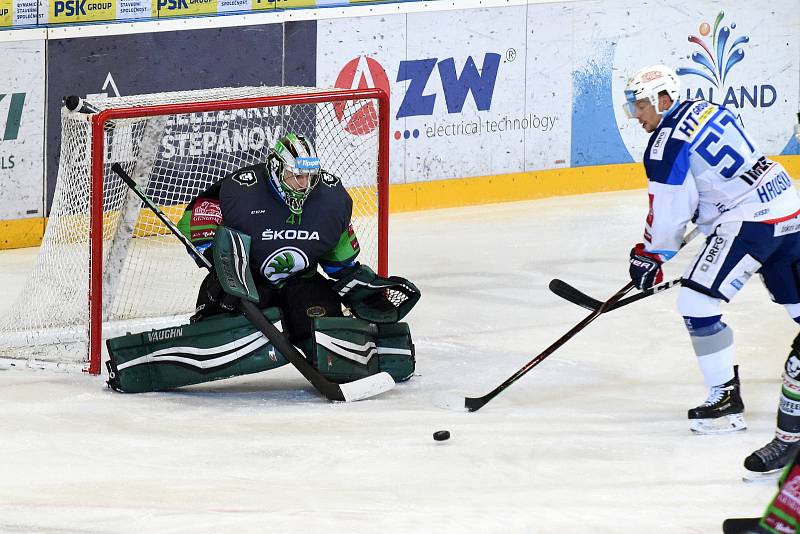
[549,227,701,313]
[461,281,636,412]
[111,163,394,403]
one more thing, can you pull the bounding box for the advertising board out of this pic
[0,39,45,220]
[45,21,316,211]
[318,5,571,183]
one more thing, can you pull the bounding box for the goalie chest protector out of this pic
[219,164,354,285]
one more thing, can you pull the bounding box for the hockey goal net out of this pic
[0,86,389,375]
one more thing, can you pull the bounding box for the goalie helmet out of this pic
[622,64,680,118]
[268,133,321,217]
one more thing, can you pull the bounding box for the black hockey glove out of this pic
[331,264,420,323]
[205,272,239,311]
[629,243,664,290]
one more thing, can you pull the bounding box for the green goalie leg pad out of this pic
[105,308,289,393]
[310,317,415,384]
[376,322,415,382]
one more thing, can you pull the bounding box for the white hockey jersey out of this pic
[641,99,800,260]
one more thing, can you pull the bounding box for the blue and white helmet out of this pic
[622,64,680,118]
[269,133,321,215]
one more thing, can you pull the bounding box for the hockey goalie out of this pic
[105,133,420,393]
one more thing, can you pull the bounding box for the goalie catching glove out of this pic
[331,264,420,324]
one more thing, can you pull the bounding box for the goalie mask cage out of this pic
[0,86,389,375]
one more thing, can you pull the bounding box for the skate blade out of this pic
[742,468,782,484]
[689,413,747,435]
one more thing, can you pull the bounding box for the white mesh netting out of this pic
[0,86,385,372]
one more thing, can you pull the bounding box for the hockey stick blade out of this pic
[548,279,602,311]
[465,392,494,412]
[550,277,683,313]
[549,228,700,313]
[339,372,395,402]
[111,163,394,403]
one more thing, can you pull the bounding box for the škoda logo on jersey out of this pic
[261,247,309,283]
[261,229,320,241]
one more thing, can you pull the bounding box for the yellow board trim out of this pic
[2,156,798,250]
[389,163,647,212]
[0,217,46,248]
[391,155,800,212]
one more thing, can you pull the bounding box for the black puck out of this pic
[433,430,450,441]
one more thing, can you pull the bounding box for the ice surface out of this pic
[0,190,784,533]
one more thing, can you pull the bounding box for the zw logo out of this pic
[699,236,726,271]
[0,93,25,141]
[54,1,112,16]
[396,53,501,119]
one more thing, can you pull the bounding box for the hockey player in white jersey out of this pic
[622,65,800,476]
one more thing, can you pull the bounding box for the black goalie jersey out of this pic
[178,162,360,286]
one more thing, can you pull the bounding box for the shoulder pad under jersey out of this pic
[231,169,258,187]
[320,171,341,188]
[643,101,702,185]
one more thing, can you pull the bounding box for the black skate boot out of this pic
[743,437,800,482]
[722,517,768,534]
[688,365,746,434]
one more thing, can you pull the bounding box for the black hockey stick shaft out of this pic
[112,163,352,401]
[464,281,635,412]
[549,277,683,313]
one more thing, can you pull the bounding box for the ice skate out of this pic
[743,437,800,483]
[688,366,746,434]
[722,517,768,534]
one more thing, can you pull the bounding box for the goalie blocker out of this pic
[105,226,418,393]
